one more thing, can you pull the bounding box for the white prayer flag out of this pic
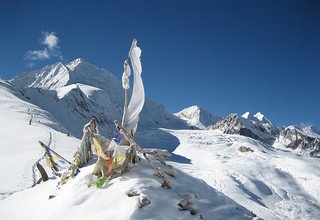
[122,39,145,135]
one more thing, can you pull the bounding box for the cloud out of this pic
[43,32,59,50]
[25,31,63,64]
[26,49,50,60]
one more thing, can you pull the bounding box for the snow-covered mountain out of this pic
[174,105,221,129]
[209,112,279,144]
[275,125,320,157]
[242,111,272,125]
[11,59,188,138]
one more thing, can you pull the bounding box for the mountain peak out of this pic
[241,112,251,119]
[67,58,87,71]
[175,105,220,129]
[188,105,201,111]
[254,112,265,121]
[241,111,272,125]
[11,60,70,90]
[254,112,272,125]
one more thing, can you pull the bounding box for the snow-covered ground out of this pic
[2,124,319,219]
[168,129,320,219]
[0,148,254,220]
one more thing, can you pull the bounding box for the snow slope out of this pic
[0,78,79,199]
[169,129,320,219]
[0,151,254,220]
[174,105,221,129]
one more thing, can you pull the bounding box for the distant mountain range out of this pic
[175,106,319,157]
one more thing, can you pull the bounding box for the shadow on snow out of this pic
[136,128,191,164]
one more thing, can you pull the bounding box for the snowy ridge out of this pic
[174,105,221,129]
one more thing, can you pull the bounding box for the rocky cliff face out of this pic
[277,126,320,157]
[209,113,278,144]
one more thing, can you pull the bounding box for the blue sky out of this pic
[1,0,319,127]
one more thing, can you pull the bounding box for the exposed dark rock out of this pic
[238,146,254,153]
[210,114,278,144]
[279,126,320,157]
[139,195,151,208]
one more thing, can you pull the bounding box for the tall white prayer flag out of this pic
[121,39,145,135]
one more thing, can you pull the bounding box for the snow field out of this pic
[0,156,253,220]
[169,129,320,219]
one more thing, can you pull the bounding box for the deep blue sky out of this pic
[1,0,319,127]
